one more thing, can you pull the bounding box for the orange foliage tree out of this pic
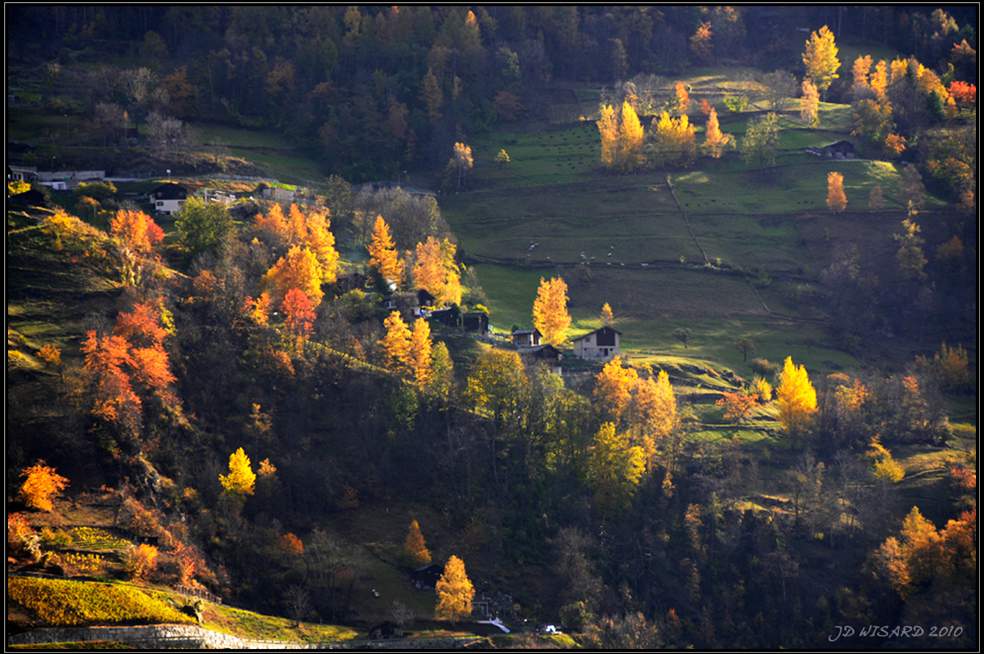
[701,107,733,158]
[532,276,571,347]
[281,288,317,342]
[403,520,432,568]
[826,171,847,213]
[124,543,159,580]
[279,532,304,556]
[110,209,165,255]
[673,81,690,114]
[800,80,820,128]
[716,391,759,425]
[81,330,143,435]
[689,22,713,65]
[18,461,69,512]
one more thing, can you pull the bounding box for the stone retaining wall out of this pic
[8,625,483,650]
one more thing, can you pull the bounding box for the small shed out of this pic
[821,140,856,159]
[523,344,563,375]
[462,312,489,335]
[411,562,444,590]
[430,305,460,328]
[512,328,541,349]
[572,326,621,361]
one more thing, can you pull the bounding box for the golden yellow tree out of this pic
[413,237,461,307]
[589,422,646,517]
[379,311,412,375]
[827,171,847,213]
[601,303,614,326]
[802,25,840,98]
[800,80,820,128]
[652,111,697,167]
[629,370,677,469]
[368,215,405,289]
[220,448,256,498]
[618,101,644,171]
[593,356,639,425]
[775,357,817,446]
[261,245,325,307]
[408,318,433,390]
[871,60,889,100]
[435,555,475,623]
[851,55,873,89]
[403,520,432,568]
[18,461,69,512]
[532,276,571,347]
[597,104,619,168]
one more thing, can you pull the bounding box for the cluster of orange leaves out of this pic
[82,300,178,435]
[18,461,69,512]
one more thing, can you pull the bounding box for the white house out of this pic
[149,182,189,215]
[572,326,621,361]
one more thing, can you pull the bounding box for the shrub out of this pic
[123,544,159,580]
[748,358,778,378]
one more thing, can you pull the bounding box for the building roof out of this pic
[150,182,189,199]
[571,326,622,342]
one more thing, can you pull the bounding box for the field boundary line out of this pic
[665,175,709,265]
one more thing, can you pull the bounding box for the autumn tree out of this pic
[598,104,619,168]
[81,329,142,435]
[851,55,873,90]
[110,209,165,286]
[467,349,527,487]
[673,82,690,115]
[379,311,412,376]
[124,543,159,580]
[408,318,433,391]
[367,215,405,289]
[629,370,678,470]
[618,101,645,170]
[600,303,614,326]
[651,111,697,167]
[427,341,455,401]
[894,218,927,280]
[261,246,325,308]
[451,142,473,190]
[717,392,759,425]
[802,25,840,99]
[701,107,733,159]
[281,288,316,346]
[800,80,820,128]
[775,356,818,447]
[689,22,713,65]
[741,112,781,170]
[413,237,461,307]
[532,276,571,347]
[588,422,646,517]
[18,461,69,512]
[827,171,847,213]
[219,447,256,498]
[593,356,639,425]
[870,60,889,101]
[403,520,431,568]
[435,555,475,623]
